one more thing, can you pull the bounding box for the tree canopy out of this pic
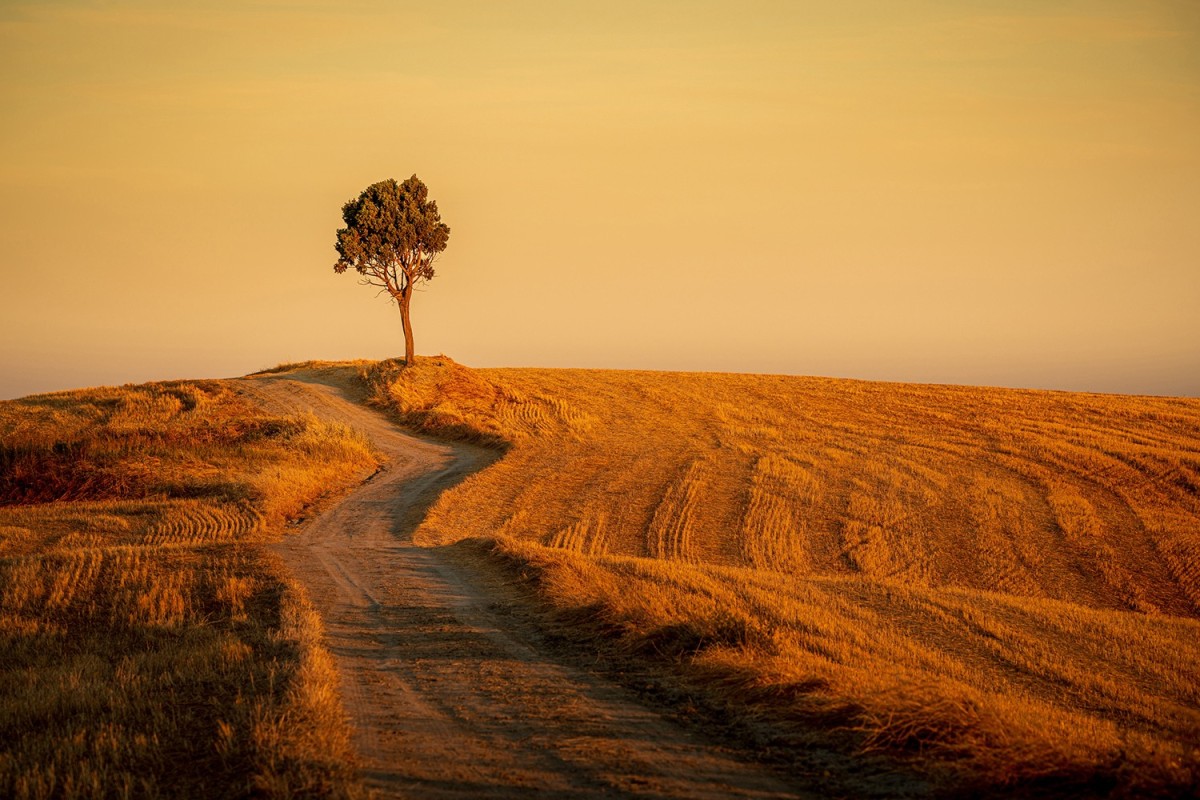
[333,175,450,363]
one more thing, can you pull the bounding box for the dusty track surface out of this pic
[238,370,807,799]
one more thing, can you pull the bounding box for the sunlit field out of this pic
[369,357,1200,795]
[4,360,1197,796]
[0,381,379,798]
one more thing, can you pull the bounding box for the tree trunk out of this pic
[399,288,415,365]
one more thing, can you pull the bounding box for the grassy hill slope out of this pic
[368,357,1200,796]
[0,380,379,797]
[3,359,1196,797]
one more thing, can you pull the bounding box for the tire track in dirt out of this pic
[238,369,807,799]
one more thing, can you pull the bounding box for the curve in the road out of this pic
[239,370,807,799]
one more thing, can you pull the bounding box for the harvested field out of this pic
[368,357,1200,795]
[0,379,380,797]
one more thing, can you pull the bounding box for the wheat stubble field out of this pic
[369,357,1200,796]
[1,357,1198,797]
[0,379,381,797]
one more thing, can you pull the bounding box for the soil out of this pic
[238,370,810,799]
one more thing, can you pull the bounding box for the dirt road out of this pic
[238,370,805,798]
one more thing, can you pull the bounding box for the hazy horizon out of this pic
[3,1,1198,401]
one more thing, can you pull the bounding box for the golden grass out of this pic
[0,380,379,798]
[369,357,1200,795]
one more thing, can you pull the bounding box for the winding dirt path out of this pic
[238,370,806,799]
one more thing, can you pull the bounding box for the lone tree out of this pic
[333,175,450,365]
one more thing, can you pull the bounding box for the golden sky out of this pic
[2,1,1198,398]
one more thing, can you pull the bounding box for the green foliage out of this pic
[333,175,450,361]
[333,175,450,291]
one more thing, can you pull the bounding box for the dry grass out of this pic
[370,357,1200,796]
[0,380,379,798]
